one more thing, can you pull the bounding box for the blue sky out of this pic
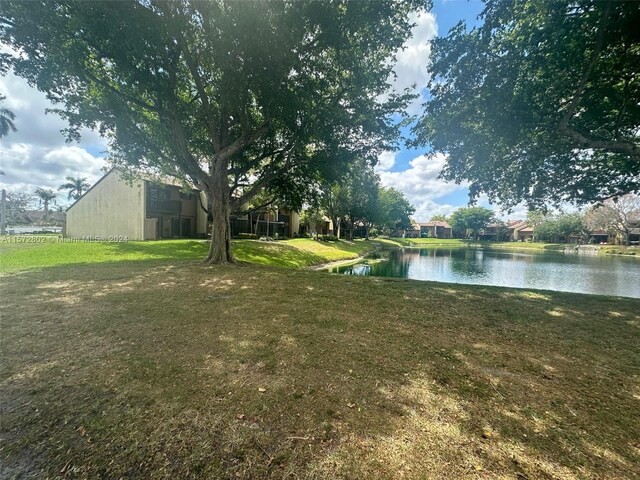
[373,0,516,222]
[392,0,485,172]
[0,0,527,219]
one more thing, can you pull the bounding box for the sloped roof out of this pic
[67,169,198,212]
[418,221,452,228]
[507,220,527,229]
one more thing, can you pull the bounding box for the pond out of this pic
[329,248,640,298]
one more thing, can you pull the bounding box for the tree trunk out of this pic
[331,216,340,239]
[205,162,235,264]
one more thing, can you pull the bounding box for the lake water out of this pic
[330,248,640,298]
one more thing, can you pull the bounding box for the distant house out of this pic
[506,220,534,241]
[66,170,209,240]
[479,223,510,241]
[19,210,66,226]
[401,223,421,238]
[417,221,453,239]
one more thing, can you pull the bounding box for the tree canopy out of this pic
[414,0,640,209]
[584,194,640,245]
[449,207,494,239]
[533,212,585,243]
[377,187,415,234]
[1,0,429,262]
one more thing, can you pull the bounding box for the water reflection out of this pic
[331,248,640,298]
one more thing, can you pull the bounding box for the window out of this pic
[148,186,169,210]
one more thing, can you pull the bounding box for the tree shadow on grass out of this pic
[1,262,639,479]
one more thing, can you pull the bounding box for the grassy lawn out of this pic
[0,238,376,273]
[394,237,566,251]
[1,240,639,478]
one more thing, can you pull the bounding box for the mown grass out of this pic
[0,237,377,273]
[394,237,566,251]
[1,260,638,479]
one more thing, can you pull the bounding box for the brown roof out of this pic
[418,221,452,228]
[507,220,527,229]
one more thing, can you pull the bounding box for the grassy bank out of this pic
[0,237,379,273]
[393,237,566,251]
[391,238,640,256]
[1,258,638,479]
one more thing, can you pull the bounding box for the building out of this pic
[506,220,534,241]
[66,170,208,240]
[230,207,300,238]
[416,221,453,239]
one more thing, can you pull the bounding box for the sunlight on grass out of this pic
[0,238,378,273]
[2,240,639,478]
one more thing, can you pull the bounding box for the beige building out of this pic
[507,220,534,241]
[66,170,208,240]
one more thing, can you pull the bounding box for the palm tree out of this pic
[0,95,17,138]
[59,176,90,200]
[34,188,57,215]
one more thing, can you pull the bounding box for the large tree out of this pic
[534,212,584,243]
[584,194,640,245]
[449,206,495,240]
[414,0,640,209]
[1,0,427,263]
[377,186,415,234]
[333,158,380,240]
[2,190,34,225]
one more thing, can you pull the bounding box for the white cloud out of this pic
[388,11,438,114]
[379,153,469,221]
[375,151,396,172]
[0,71,108,202]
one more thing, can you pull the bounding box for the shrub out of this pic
[236,233,259,239]
[317,234,338,242]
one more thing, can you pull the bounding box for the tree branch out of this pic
[180,36,222,152]
[218,122,271,162]
[559,124,640,159]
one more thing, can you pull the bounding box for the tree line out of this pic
[1,177,90,226]
[302,158,414,240]
[433,194,640,245]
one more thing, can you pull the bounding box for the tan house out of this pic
[400,223,421,238]
[230,208,300,238]
[417,221,453,239]
[66,170,208,240]
[506,220,534,241]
